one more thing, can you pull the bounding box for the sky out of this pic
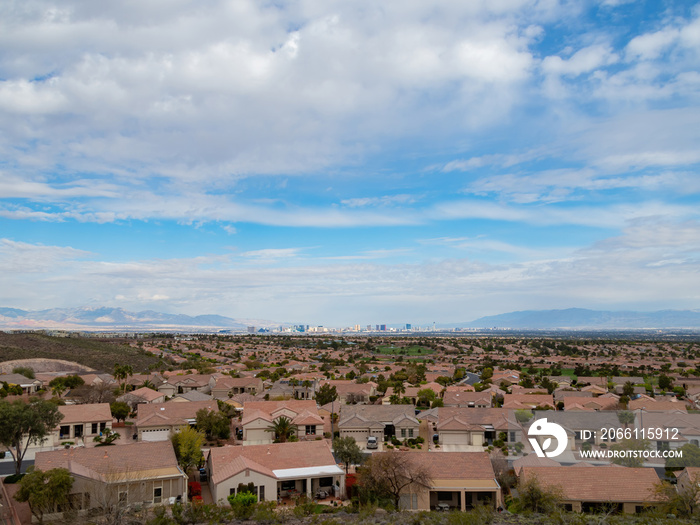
[1,0,700,327]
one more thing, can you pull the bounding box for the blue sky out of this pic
[1,0,699,326]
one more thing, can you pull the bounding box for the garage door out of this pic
[441,432,467,445]
[141,428,170,442]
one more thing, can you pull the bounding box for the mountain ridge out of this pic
[0,306,281,330]
[459,308,700,329]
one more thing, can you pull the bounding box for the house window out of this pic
[401,428,406,438]
[230,488,236,496]
[91,423,98,434]
[510,432,516,442]
[305,425,316,435]
[259,485,265,501]
[408,429,414,438]
[60,425,70,438]
[119,491,128,504]
[100,422,106,432]
[154,487,162,504]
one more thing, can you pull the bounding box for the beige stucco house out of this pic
[34,441,188,517]
[135,400,219,441]
[207,440,344,504]
[518,465,661,514]
[241,400,323,445]
[390,452,501,511]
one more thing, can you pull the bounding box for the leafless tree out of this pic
[70,383,116,405]
[358,450,432,509]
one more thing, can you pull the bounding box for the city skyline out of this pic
[1,1,699,326]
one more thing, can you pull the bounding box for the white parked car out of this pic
[366,436,379,449]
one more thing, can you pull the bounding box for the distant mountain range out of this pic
[0,306,279,331]
[459,308,700,329]
[3,306,700,332]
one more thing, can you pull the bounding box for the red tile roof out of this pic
[520,466,661,503]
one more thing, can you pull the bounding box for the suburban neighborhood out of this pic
[1,332,700,524]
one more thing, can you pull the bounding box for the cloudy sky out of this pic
[2,0,699,326]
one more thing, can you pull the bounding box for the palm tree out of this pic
[113,364,134,394]
[302,380,312,400]
[393,382,406,401]
[289,378,299,399]
[618,410,635,429]
[266,416,298,443]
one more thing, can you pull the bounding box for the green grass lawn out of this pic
[376,345,434,356]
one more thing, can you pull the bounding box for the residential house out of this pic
[34,441,187,516]
[395,452,501,511]
[675,467,700,498]
[319,380,377,405]
[491,369,520,387]
[553,390,592,405]
[563,394,620,411]
[434,408,518,450]
[56,403,113,446]
[116,387,165,410]
[241,400,323,445]
[381,382,443,405]
[135,400,219,441]
[161,375,216,396]
[207,441,344,503]
[576,377,609,389]
[211,377,263,400]
[338,405,419,449]
[518,465,660,513]
[502,394,555,410]
[635,411,700,452]
[443,391,491,408]
[629,395,688,412]
[170,390,214,403]
[0,373,42,394]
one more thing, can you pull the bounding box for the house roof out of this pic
[0,373,39,386]
[213,376,262,389]
[209,441,338,485]
[35,441,182,482]
[58,403,112,425]
[242,400,320,426]
[172,390,213,402]
[123,386,163,402]
[338,405,417,428]
[503,394,555,410]
[136,400,218,427]
[629,396,688,412]
[435,408,514,430]
[519,466,661,503]
[168,374,213,387]
[443,391,491,407]
[385,451,496,482]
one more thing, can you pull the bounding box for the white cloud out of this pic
[341,194,417,208]
[2,225,698,324]
[0,0,547,188]
[626,28,680,61]
[543,44,618,76]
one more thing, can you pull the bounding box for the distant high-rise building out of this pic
[380,324,386,331]
[405,323,412,330]
[367,325,372,331]
[247,326,256,334]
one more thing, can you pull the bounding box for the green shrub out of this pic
[228,492,257,519]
